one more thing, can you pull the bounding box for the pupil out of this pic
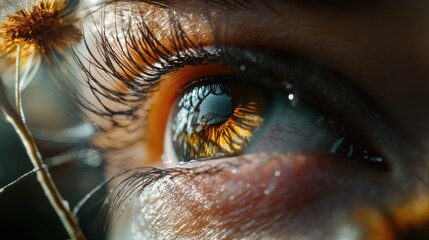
[197,87,235,127]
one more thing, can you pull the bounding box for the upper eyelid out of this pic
[79,0,286,106]
[83,3,216,83]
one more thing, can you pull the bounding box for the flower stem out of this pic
[15,44,23,120]
[0,77,86,239]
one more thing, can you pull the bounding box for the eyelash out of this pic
[74,6,221,128]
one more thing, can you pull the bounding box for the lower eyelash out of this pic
[104,161,246,220]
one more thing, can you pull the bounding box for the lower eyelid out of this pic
[111,152,390,239]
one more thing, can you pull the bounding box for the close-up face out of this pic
[74,0,429,239]
[1,0,429,239]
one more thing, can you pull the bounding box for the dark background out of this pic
[0,68,107,239]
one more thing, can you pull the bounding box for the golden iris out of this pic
[171,77,270,162]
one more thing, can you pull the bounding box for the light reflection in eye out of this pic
[169,76,268,163]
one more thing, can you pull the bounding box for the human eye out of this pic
[163,48,385,167]
[68,0,429,239]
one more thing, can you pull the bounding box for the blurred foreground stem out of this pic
[0,77,86,240]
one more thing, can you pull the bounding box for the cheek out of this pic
[112,153,392,239]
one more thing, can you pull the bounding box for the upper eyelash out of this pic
[73,3,220,130]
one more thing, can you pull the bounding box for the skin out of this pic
[80,0,429,239]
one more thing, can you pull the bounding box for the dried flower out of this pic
[0,0,82,64]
